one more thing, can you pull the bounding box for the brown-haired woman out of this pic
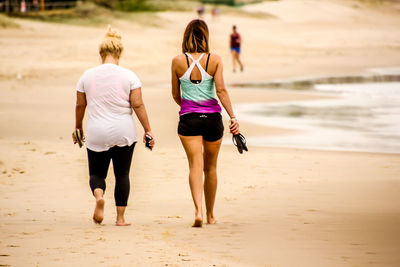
[171,19,240,227]
[74,26,155,226]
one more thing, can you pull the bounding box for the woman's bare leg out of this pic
[93,188,105,224]
[116,206,130,226]
[203,138,222,224]
[235,53,243,71]
[231,50,237,72]
[179,135,204,227]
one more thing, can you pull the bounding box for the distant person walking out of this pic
[197,5,205,18]
[73,26,155,226]
[211,6,220,21]
[230,25,243,72]
[171,19,240,227]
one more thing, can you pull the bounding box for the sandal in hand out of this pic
[232,133,248,154]
[73,129,84,148]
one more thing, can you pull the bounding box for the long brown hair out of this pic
[182,19,210,53]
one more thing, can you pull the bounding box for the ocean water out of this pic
[235,82,400,154]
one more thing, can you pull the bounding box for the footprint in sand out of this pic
[167,215,182,219]
[162,231,174,238]
[306,209,319,212]
[11,168,25,174]
[244,185,257,191]
[21,232,32,236]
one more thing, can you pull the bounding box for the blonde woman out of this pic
[171,20,240,227]
[73,26,154,226]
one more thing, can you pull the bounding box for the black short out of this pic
[178,113,224,142]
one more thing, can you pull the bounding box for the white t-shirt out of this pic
[76,63,142,152]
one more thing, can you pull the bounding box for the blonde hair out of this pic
[182,19,209,53]
[99,25,124,61]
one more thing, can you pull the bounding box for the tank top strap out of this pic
[181,53,211,81]
[185,53,205,64]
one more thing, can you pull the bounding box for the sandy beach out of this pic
[1,0,400,266]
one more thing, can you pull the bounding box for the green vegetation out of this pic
[356,0,395,3]
[89,0,199,12]
[90,0,157,11]
[201,0,238,6]
[6,0,274,26]
[202,0,279,6]
[201,0,264,7]
[89,0,276,11]
[0,14,20,28]
[9,1,199,25]
[10,2,115,25]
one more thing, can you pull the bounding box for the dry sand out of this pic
[1,0,400,266]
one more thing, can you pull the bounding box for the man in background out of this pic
[230,25,243,72]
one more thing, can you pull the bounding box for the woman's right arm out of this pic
[214,55,240,135]
[171,57,181,106]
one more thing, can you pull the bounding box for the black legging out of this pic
[87,143,136,206]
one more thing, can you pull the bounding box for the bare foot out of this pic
[207,213,216,225]
[192,218,203,227]
[192,212,203,227]
[93,198,105,224]
[115,221,131,226]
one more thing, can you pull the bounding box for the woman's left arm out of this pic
[214,56,240,135]
[130,87,155,148]
[171,57,181,106]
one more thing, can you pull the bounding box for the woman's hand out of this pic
[229,118,240,135]
[72,128,85,144]
[143,131,155,149]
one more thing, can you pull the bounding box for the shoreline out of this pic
[233,84,400,155]
[229,69,400,89]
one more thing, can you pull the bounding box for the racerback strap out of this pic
[205,53,210,72]
[185,54,190,67]
[184,53,209,70]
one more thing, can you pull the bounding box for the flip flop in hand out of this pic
[72,129,85,148]
[232,133,248,154]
